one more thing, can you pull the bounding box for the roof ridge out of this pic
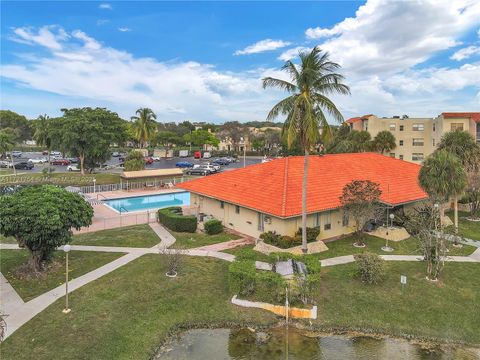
[281,157,289,217]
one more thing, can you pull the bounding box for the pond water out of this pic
[156,328,479,360]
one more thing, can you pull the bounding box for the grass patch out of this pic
[71,225,160,248]
[314,261,480,344]
[0,234,17,244]
[223,244,271,262]
[446,210,480,241]
[0,250,124,301]
[0,172,120,186]
[0,255,276,360]
[171,231,239,249]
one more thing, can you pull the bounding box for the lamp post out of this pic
[62,244,71,314]
[382,213,394,252]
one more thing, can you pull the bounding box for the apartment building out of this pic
[347,112,480,163]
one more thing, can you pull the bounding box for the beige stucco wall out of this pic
[190,193,356,240]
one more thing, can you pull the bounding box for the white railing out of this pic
[75,211,158,234]
[79,176,193,194]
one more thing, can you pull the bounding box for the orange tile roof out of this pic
[442,112,480,122]
[178,153,428,218]
[345,114,373,124]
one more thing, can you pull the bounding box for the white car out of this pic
[51,151,61,156]
[67,165,81,172]
[152,156,161,161]
[28,157,48,164]
[193,164,219,173]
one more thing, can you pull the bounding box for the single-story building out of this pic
[177,153,428,241]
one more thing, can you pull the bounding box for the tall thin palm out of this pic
[419,150,467,236]
[33,114,52,168]
[131,108,157,148]
[263,46,350,253]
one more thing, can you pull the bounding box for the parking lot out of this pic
[1,152,263,174]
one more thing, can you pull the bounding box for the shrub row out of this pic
[260,227,320,249]
[204,219,223,235]
[157,206,197,233]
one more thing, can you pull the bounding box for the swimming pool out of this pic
[103,191,190,213]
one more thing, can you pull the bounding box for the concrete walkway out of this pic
[0,273,24,316]
[149,222,176,249]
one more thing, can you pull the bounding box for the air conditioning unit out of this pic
[263,216,272,224]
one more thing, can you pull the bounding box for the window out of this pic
[399,155,404,160]
[432,139,435,147]
[433,123,436,132]
[412,153,424,161]
[257,213,264,231]
[342,211,349,227]
[220,201,224,209]
[323,211,331,231]
[235,205,240,214]
[389,124,396,131]
[451,123,464,131]
[389,153,395,158]
[412,123,424,131]
[412,138,424,146]
[399,125,404,131]
[315,213,321,228]
[399,140,404,146]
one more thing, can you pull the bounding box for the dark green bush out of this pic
[255,271,286,303]
[259,231,280,244]
[157,206,197,233]
[260,231,299,249]
[295,227,320,243]
[228,260,256,296]
[204,219,223,235]
[124,150,145,171]
[354,252,385,284]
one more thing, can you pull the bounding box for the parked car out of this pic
[28,157,48,164]
[152,156,161,161]
[176,161,194,168]
[112,151,120,157]
[13,162,34,170]
[51,151,61,156]
[42,150,49,155]
[185,167,212,176]
[0,160,9,168]
[194,163,220,172]
[212,158,229,166]
[67,157,79,163]
[67,164,81,172]
[144,157,154,165]
[179,150,189,158]
[50,158,70,166]
[194,151,202,159]
[203,152,212,159]
[12,151,22,158]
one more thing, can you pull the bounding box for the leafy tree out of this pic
[0,110,32,142]
[339,180,382,246]
[0,185,93,272]
[218,121,248,149]
[124,150,145,171]
[59,108,126,174]
[327,129,372,153]
[0,131,15,159]
[437,130,480,172]
[263,47,350,253]
[372,130,396,155]
[419,149,467,235]
[131,108,157,148]
[156,131,183,149]
[250,134,266,152]
[183,129,220,149]
[263,128,281,152]
[465,171,480,219]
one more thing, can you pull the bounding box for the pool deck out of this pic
[76,188,187,234]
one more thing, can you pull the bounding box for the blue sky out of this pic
[1,1,479,123]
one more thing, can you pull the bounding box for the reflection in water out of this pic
[156,328,480,360]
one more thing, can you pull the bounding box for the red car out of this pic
[50,158,70,165]
[144,157,154,165]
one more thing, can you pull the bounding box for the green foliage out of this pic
[204,219,223,235]
[354,252,385,284]
[295,227,320,242]
[183,129,219,148]
[124,150,145,171]
[260,231,298,249]
[0,185,93,271]
[255,271,286,303]
[0,131,15,157]
[328,130,373,153]
[437,130,480,172]
[130,108,157,148]
[372,130,396,154]
[228,260,256,296]
[0,110,32,142]
[157,207,197,233]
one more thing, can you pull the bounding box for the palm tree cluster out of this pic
[130,108,157,148]
[263,46,350,253]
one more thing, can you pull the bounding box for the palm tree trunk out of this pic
[302,149,309,254]
[79,154,85,175]
[454,194,459,235]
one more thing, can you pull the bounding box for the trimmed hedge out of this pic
[260,227,320,249]
[157,206,197,233]
[204,219,223,235]
[228,260,256,296]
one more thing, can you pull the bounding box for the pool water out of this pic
[103,191,190,212]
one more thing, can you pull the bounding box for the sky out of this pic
[1,0,479,123]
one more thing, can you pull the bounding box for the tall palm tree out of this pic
[263,46,350,253]
[419,149,467,236]
[33,114,51,167]
[130,108,157,148]
[372,130,396,155]
[0,131,15,159]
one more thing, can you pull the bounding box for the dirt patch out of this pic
[13,260,63,280]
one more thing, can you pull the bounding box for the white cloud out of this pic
[11,25,68,50]
[2,26,284,122]
[451,45,480,60]
[99,3,112,10]
[278,46,310,61]
[118,27,131,32]
[234,39,291,55]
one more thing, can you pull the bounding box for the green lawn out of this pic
[0,250,124,301]
[0,234,17,244]
[171,231,239,249]
[313,261,480,344]
[0,172,120,186]
[0,255,276,360]
[447,210,480,241]
[71,225,160,248]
